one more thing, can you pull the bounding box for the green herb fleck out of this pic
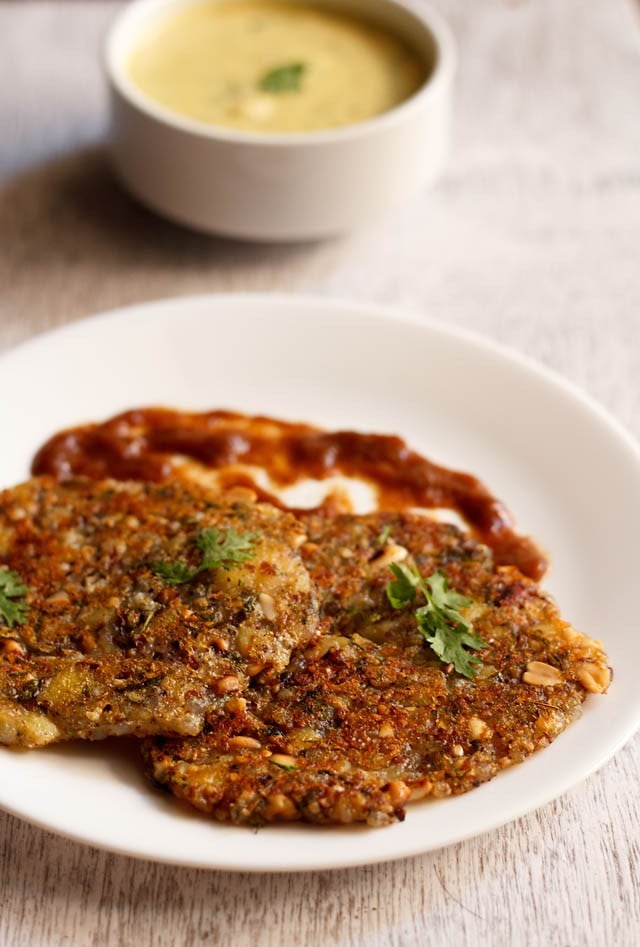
[153,528,259,586]
[270,759,297,772]
[153,561,194,585]
[377,524,393,546]
[0,567,28,628]
[118,674,165,694]
[259,62,307,92]
[385,563,487,679]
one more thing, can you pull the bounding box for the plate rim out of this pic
[1,291,639,872]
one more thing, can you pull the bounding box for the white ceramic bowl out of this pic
[105,0,456,241]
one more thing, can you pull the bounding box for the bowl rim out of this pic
[104,0,457,147]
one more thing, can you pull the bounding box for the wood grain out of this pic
[1,1,639,944]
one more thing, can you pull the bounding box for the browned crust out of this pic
[143,512,609,826]
[0,477,317,747]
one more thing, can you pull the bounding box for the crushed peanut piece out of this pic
[576,662,610,694]
[523,661,563,687]
[229,736,262,750]
[0,638,26,657]
[409,782,433,801]
[215,675,241,695]
[468,716,492,740]
[264,793,298,820]
[387,780,411,806]
[226,696,248,715]
[370,544,408,571]
[257,592,276,621]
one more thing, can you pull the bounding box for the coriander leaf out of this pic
[425,571,470,614]
[153,528,259,586]
[416,604,487,679]
[196,528,259,572]
[152,560,194,586]
[0,567,29,628]
[260,62,307,93]
[385,566,487,679]
[386,561,421,609]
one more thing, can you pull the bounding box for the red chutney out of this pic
[32,407,547,581]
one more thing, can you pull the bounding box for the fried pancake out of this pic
[0,477,317,747]
[0,655,213,747]
[143,512,610,826]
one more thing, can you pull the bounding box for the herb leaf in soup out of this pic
[260,62,307,93]
[127,1,428,133]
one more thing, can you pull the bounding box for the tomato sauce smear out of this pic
[32,407,547,581]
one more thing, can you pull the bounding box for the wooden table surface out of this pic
[1,2,640,944]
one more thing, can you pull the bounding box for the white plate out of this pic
[0,293,639,872]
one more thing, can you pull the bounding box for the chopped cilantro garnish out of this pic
[153,528,259,586]
[386,563,487,679]
[0,567,29,628]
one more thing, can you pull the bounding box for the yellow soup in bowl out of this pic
[127,0,429,133]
